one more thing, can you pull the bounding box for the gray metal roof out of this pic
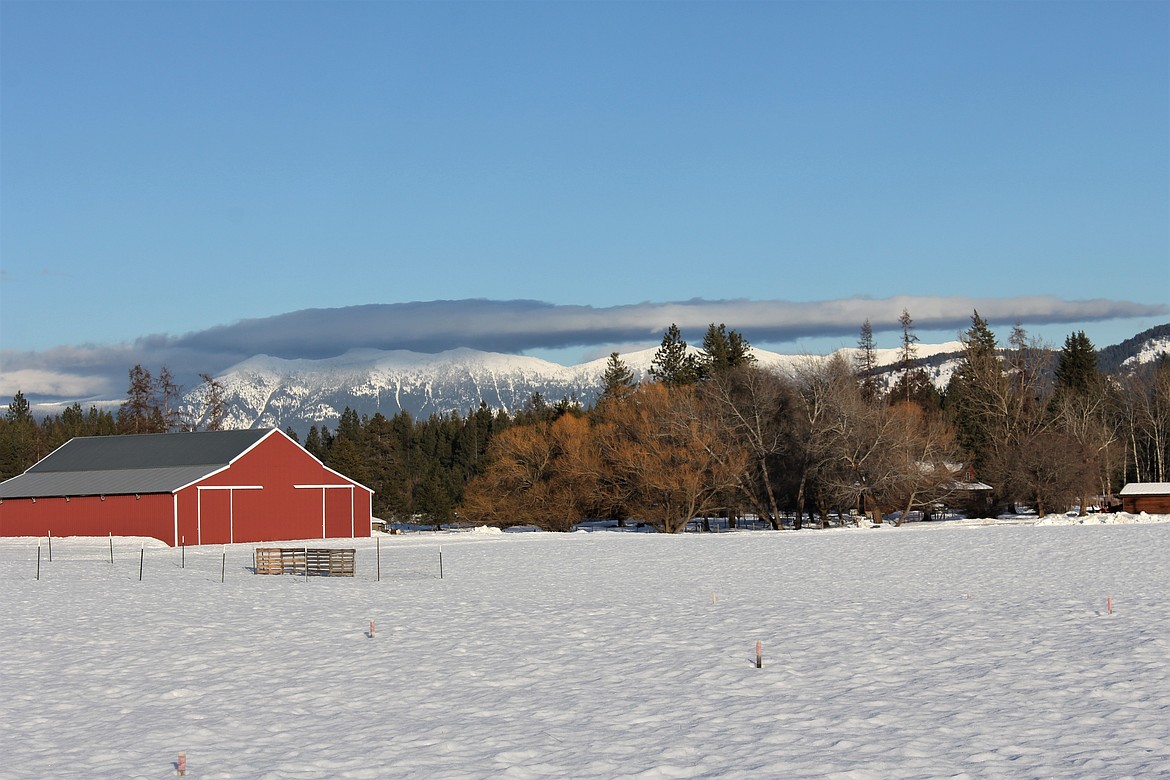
[1119,482,1170,496]
[0,429,272,499]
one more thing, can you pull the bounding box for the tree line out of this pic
[2,313,1168,531]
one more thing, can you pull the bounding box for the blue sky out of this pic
[1,1,1167,398]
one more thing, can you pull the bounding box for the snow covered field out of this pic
[2,517,1169,779]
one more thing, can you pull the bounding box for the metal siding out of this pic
[0,428,372,546]
[0,493,175,544]
[232,487,274,544]
[198,489,231,546]
[185,432,370,544]
[324,487,353,539]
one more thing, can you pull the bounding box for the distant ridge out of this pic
[1097,323,1170,374]
[27,324,1169,435]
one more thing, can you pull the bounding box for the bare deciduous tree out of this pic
[701,364,792,529]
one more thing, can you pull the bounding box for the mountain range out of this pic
[170,324,1169,436]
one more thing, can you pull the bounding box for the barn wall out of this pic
[0,494,174,544]
[1122,495,1170,514]
[178,431,371,546]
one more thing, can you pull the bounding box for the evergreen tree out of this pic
[964,310,997,353]
[1054,331,1100,397]
[649,324,699,385]
[60,403,85,438]
[305,426,325,459]
[0,391,40,479]
[945,311,1004,469]
[855,319,880,401]
[335,407,364,443]
[889,309,937,409]
[698,323,755,378]
[6,390,32,425]
[600,352,636,399]
[897,309,920,376]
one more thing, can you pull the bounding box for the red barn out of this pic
[0,429,373,546]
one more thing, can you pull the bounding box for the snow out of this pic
[1121,336,1170,368]
[3,518,1170,778]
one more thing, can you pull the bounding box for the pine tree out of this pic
[897,309,920,378]
[699,323,756,377]
[855,319,880,400]
[0,391,40,479]
[600,352,636,399]
[6,390,32,425]
[888,309,936,408]
[945,311,1004,468]
[964,310,997,354]
[305,426,325,459]
[1054,331,1100,397]
[649,324,699,385]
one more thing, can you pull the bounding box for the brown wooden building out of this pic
[1118,483,1170,514]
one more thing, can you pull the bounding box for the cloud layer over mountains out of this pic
[3,296,1165,401]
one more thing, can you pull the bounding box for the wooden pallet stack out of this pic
[255,547,355,577]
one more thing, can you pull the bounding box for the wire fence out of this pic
[0,535,447,584]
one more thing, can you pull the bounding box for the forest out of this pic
[2,312,1168,532]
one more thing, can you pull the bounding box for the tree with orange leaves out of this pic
[594,382,745,533]
[460,413,601,531]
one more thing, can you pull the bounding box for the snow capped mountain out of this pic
[178,342,971,434]
[181,348,644,433]
[165,325,1170,435]
[1121,335,1170,368]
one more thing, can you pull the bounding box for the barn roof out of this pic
[0,429,272,499]
[1119,482,1170,496]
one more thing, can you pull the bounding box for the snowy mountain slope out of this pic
[160,325,1170,434]
[177,342,969,433]
[1121,335,1170,369]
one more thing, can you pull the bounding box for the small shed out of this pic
[1118,483,1170,514]
[0,429,373,546]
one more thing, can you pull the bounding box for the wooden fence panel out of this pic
[255,548,354,576]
